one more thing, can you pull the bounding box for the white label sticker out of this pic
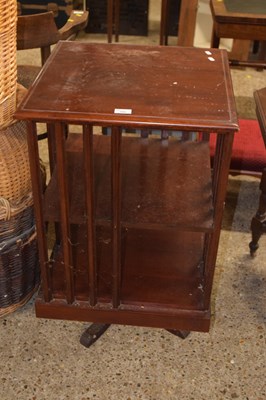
[114,108,132,115]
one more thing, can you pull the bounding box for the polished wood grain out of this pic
[16,42,238,131]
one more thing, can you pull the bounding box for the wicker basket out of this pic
[0,0,17,129]
[0,195,40,317]
[0,118,32,203]
[0,194,34,240]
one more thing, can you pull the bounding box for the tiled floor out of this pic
[1,1,266,399]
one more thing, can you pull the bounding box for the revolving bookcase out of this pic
[15,42,238,345]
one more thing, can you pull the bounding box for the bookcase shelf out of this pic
[44,134,214,231]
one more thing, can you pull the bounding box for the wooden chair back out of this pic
[17,11,60,65]
[17,10,89,65]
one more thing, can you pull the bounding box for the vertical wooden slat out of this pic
[83,125,97,306]
[47,123,61,245]
[54,122,74,304]
[111,126,122,308]
[203,132,234,308]
[47,123,56,174]
[27,121,51,302]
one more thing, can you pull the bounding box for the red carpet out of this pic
[210,119,266,172]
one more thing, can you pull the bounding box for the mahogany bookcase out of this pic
[15,42,238,345]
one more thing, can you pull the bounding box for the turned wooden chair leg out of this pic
[249,168,266,255]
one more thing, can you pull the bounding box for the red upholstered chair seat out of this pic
[210,119,266,173]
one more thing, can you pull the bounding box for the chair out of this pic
[17,9,89,88]
[17,9,88,140]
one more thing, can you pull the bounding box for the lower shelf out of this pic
[36,224,210,331]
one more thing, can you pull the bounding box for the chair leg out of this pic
[160,0,168,45]
[107,0,120,43]
[114,0,120,42]
[249,168,266,255]
[107,0,114,43]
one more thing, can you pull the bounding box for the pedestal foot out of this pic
[80,323,111,348]
[166,329,190,339]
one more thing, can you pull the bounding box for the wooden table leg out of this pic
[211,26,220,48]
[230,39,251,62]
[249,168,266,255]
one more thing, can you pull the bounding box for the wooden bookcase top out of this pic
[16,41,238,132]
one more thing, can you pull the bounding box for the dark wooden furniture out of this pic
[107,0,119,43]
[17,10,88,88]
[106,0,152,44]
[86,0,148,41]
[249,87,266,255]
[106,0,198,46]
[160,0,198,46]
[15,42,238,344]
[210,0,266,68]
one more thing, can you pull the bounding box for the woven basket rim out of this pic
[0,193,33,221]
[0,284,39,318]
